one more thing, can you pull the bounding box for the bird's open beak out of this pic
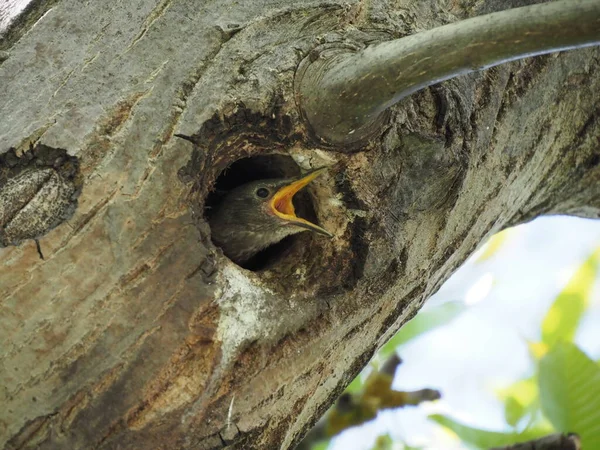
[270,167,333,237]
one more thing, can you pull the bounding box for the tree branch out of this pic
[490,433,581,450]
[296,0,600,145]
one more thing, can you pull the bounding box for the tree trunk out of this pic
[0,1,599,449]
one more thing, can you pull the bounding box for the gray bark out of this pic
[296,0,600,144]
[0,1,599,449]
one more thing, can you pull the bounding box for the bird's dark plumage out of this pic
[209,168,331,264]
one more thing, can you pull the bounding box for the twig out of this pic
[490,433,581,450]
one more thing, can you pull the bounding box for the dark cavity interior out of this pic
[205,154,320,271]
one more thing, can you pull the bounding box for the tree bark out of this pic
[491,433,581,450]
[296,0,600,144]
[0,1,599,449]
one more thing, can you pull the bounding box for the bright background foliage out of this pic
[315,216,600,450]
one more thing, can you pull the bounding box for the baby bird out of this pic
[209,167,332,264]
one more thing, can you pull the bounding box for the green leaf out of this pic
[539,342,600,448]
[498,376,540,429]
[541,248,600,347]
[504,396,525,428]
[371,434,394,450]
[397,440,423,450]
[312,440,330,450]
[401,444,423,450]
[429,414,549,449]
[379,302,467,360]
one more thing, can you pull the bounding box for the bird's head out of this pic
[209,167,332,263]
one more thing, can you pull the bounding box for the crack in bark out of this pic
[8,122,57,155]
[123,165,156,200]
[5,412,58,450]
[145,29,228,168]
[53,187,119,252]
[58,390,90,432]
[80,89,153,176]
[121,0,174,56]
[80,51,100,72]
[48,67,76,101]
[494,55,552,128]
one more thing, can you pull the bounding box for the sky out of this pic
[328,215,600,450]
[0,0,31,34]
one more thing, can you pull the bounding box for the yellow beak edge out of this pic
[270,167,333,237]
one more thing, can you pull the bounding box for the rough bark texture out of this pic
[0,1,599,449]
[296,0,600,144]
[491,433,582,450]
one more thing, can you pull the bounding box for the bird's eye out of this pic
[256,187,270,198]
